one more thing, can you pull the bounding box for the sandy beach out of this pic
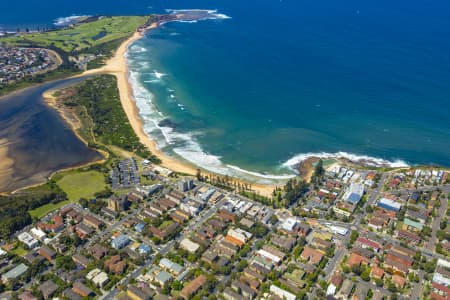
[80,23,276,197]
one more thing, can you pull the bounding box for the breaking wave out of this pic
[54,15,90,27]
[127,49,293,184]
[282,151,409,170]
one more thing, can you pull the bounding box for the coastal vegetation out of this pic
[0,181,67,239]
[56,74,160,162]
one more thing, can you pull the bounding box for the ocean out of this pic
[3,0,450,183]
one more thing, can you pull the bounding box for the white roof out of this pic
[326,284,336,295]
[437,259,450,268]
[379,198,402,209]
[92,272,109,285]
[270,285,296,300]
[433,272,450,286]
[180,238,200,253]
[328,225,348,235]
[257,249,281,263]
[30,227,46,239]
[87,268,102,280]
[281,217,298,231]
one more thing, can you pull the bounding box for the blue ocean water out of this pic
[3,1,450,182]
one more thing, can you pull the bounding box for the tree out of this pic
[172,280,183,291]
[56,256,75,271]
[361,268,371,281]
[311,159,325,187]
[349,230,359,245]
[196,168,202,181]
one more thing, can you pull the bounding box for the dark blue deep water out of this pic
[3,0,450,181]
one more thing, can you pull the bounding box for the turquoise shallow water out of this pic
[127,1,450,181]
[2,0,450,182]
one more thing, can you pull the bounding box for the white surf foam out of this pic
[166,9,232,21]
[153,70,167,79]
[127,42,295,184]
[54,15,90,27]
[227,165,296,180]
[282,151,409,169]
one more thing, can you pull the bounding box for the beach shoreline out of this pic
[79,23,277,197]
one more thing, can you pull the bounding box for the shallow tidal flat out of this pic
[0,78,102,193]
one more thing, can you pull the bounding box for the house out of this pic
[166,190,185,204]
[39,280,58,299]
[371,266,385,280]
[300,246,323,265]
[83,215,104,229]
[18,291,37,300]
[104,255,127,274]
[38,215,64,233]
[356,237,382,253]
[72,254,91,269]
[402,218,424,232]
[397,229,421,244]
[159,258,184,275]
[271,235,296,251]
[30,228,46,241]
[111,235,130,249]
[430,282,450,300]
[342,183,364,204]
[392,275,406,289]
[62,288,82,300]
[75,223,94,238]
[72,282,94,297]
[38,246,56,261]
[127,285,153,300]
[257,246,285,265]
[86,269,109,288]
[202,250,218,264]
[89,244,108,260]
[226,228,252,246]
[18,232,39,249]
[384,250,413,275]
[377,198,402,212]
[231,280,256,299]
[180,238,200,253]
[347,253,370,267]
[180,275,207,300]
[352,284,368,300]
[269,285,296,300]
[218,209,236,223]
[311,238,332,253]
[223,287,243,300]
[2,263,28,283]
[155,270,172,286]
[337,279,353,299]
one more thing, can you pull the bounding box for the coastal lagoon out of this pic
[0,78,102,192]
[2,0,450,183]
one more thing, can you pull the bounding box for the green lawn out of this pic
[56,170,107,201]
[11,244,28,257]
[2,16,148,52]
[29,200,70,219]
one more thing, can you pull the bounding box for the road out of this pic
[100,195,228,299]
[427,194,448,251]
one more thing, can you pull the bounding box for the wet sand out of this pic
[0,78,103,193]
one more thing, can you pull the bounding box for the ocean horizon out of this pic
[3,0,450,183]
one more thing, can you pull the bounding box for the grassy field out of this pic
[28,170,107,218]
[28,199,71,219]
[56,170,107,201]
[2,16,148,53]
